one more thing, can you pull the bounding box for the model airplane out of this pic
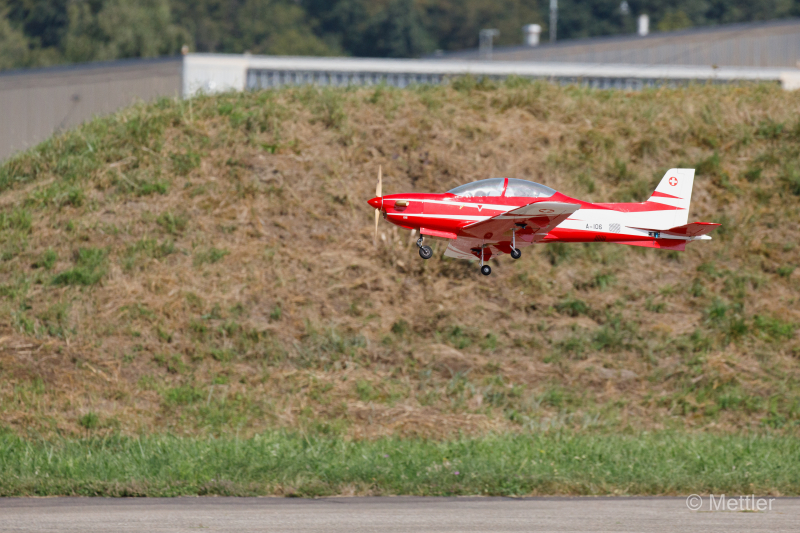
[368,167,719,275]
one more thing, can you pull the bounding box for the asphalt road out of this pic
[0,496,797,532]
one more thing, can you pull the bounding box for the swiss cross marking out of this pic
[669,177,678,186]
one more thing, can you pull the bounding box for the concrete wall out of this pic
[0,57,181,160]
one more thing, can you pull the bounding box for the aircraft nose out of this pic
[367,197,382,209]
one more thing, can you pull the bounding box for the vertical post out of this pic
[550,0,558,43]
[479,29,500,60]
[523,24,542,46]
[637,14,649,37]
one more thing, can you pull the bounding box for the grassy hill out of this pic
[1,79,799,442]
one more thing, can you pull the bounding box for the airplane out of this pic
[368,167,720,276]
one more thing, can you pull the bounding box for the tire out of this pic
[480,265,492,276]
[419,246,433,260]
[510,248,522,259]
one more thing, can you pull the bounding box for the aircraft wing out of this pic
[444,201,581,261]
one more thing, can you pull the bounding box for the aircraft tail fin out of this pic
[647,168,695,226]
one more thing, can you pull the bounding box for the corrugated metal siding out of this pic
[244,67,776,92]
[0,58,181,160]
[447,19,800,68]
[230,55,787,95]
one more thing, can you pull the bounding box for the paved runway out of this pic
[0,496,797,532]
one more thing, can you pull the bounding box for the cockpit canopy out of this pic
[447,178,556,199]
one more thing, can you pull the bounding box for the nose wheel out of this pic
[510,248,521,259]
[416,235,433,260]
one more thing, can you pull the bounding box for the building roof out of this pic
[0,56,181,90]
[442,18,800,68]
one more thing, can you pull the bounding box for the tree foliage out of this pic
[1,0,800,71]
[0,13,29,69]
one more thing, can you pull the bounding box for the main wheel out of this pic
[510,248,522,259]
[419,245,433,260]
[480,265,492,276]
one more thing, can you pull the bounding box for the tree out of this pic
[97,0,188,59]
[0,13,28,69]
[418,0,544,51]
[554,0,635,41]
[366,0,435,57]
[3,0,800,72]
[657,10,692,32]
[60,0,189,62]
[305,0,545,55]
[3,0,70,49]
[235,0,337,55]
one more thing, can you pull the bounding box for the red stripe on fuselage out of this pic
[544,228,655,243]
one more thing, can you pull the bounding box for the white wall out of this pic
[181,53,796,97]
[182,54,250,97]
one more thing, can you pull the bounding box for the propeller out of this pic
[374,165,382,245]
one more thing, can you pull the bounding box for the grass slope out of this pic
[0,79,799,442]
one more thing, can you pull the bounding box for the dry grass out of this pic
[0,79,799,438]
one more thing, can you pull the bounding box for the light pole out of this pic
[479,29,500,60]
[550,0,558,43]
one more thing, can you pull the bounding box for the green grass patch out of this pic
[112,172,169,197]
[51,247,107,286]
[0,207,32,232]
[555,297,590,317]
[156,211,189,234]
[170,151,201,176]
[0,431,797,497]
[193,247,230,266]
[27,182,85,209]
[32,248,58,270]
[121,238,175,271]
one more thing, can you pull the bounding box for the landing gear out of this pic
[416,235,432,260]
[479,245,492,276]
[510,226,522,259]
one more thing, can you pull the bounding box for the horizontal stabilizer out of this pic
[631,221,721,238]
[618,221,721,252]
[617,240,687,251]
[662,222,721,237]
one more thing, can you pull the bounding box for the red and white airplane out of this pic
[368,167,720,275]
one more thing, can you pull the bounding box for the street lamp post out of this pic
[479,29,500,59]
